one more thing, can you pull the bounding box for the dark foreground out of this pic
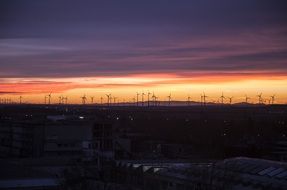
[0,104,286,189]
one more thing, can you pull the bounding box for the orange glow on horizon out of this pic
[1,73,287,104]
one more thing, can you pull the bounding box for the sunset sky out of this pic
[1,0,287,104]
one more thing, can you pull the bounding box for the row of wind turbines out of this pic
[0,92,277,106]
[199,92,276,105]
[80,92,161,106]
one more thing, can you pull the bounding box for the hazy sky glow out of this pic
[1,0,287,103]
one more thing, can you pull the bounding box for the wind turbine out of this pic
[81,94,87,105]
[132,97,136,106]
[58,96,62,104]
[187,95,191,106]
[136,92,140,107]
[152,92,156,106]
[64,97,68,104]
[228,96,233,104]
[61,96,65,104]
[257,93,263,104]
[167,93,172,106]
[90,96,94,104]
[155,95,159,106]
[203,92,207,106]
[270,94,275,105]
[245,95,250,104]
[147,91,151,107]
[200,94,203,106]
[48,93,52,105]
[141,92,145,106]
[106,94,111,106]
[220,92,225,104]
[113,96,117,106]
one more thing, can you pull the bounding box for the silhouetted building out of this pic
[113,157,287,190]
[0,121,44,157]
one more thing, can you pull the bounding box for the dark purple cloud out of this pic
[0,0,287,78]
